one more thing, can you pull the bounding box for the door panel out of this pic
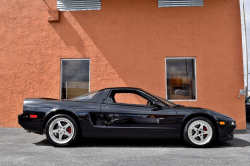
[75,103,112,138]
[101,103,177,138]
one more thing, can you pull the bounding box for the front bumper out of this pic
[18,114,44,134]
[218,132,234,141]
[217,122,236,141]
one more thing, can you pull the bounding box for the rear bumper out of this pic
[18,114,44,134]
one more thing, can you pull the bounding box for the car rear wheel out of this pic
[45,114,80,146]
[183,117,215,147]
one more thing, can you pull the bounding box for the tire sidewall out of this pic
[45,114,79,146]
[183,117,215,148]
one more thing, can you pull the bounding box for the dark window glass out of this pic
[61,59,90,99]
[166,58,196,100]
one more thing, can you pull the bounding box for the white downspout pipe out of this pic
[239,0,248,98]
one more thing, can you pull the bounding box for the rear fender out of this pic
[42,109,82,134]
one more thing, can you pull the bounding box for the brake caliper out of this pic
[66,127,71,133]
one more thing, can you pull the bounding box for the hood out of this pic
[174,106,233,120]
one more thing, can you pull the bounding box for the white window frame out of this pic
[165,57,197,101]
[60,59,91,100]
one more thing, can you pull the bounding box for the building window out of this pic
[166,58,196,100]
[61,59,90,99]
[57,0,101,11]
[158,0,203,8]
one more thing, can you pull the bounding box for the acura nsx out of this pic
[18,87,236,147]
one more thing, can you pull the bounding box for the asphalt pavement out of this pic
[1,123,250,166]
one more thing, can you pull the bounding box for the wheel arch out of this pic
[42,110,82,134]
[180,113,219,138]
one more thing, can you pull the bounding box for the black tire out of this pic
[45,114,80,147]
[183,117,215,148]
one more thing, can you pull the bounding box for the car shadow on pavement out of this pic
[211,138,250,148]
[34,137,250,148]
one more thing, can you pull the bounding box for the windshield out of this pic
[70,91,98,101]
[152,95,178,107]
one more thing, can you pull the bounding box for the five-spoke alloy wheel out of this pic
[183,117,215,147]
[45,114,79,146]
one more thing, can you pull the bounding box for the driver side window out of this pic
[109,90,150,106]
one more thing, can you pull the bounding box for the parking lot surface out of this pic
[1,123,250,166]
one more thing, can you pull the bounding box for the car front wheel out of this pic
[45,114,79,146]
[183,117,215,147]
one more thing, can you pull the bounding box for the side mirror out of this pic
[152,101,162,111]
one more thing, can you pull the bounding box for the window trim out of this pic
[106,89,154,106]
[165,57,197,101]
[60,59,91,100]
[104,102,155,108]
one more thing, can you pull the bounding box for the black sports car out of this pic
[18,87,236,147]
[246,96,250,120]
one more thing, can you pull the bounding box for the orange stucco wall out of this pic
[0,0,246,129]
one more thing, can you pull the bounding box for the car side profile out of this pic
[245,96,250,120]
[18,87,236,147]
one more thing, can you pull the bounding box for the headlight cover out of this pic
[227,118,236,126]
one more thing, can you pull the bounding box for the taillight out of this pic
[30,115,37,118]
